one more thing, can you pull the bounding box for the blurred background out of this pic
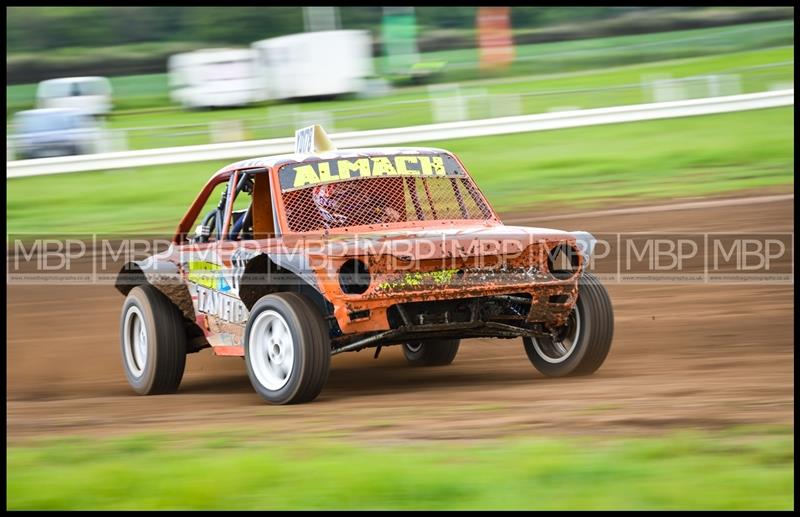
[6,6,794,510]
[6,6,794,158]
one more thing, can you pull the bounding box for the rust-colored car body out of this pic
[116,147,597,357]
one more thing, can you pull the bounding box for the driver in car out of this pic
[312,180,403,227]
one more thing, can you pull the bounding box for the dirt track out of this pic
[7,192,794,442]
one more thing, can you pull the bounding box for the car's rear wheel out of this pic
[120,285,187,395]
[402,339,460,366]
[244,292,330,404]
[523,272,613,377]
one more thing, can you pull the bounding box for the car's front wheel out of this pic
[523,272,613,377]
[244,292,331,404]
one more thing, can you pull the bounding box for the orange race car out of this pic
[116,126,613,404]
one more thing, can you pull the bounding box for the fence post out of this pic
[428,83,468,123]
[210,120,245,143]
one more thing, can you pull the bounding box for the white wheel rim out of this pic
[405,343,423,353]
[123,306,148,377]
[532,305,581,364]
[249,310,295,391]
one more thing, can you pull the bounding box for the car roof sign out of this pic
[294,124,336,154]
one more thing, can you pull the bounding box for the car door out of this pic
[179,171,252,348]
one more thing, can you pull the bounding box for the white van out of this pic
[36,76,112,116]
[168,48,259,109]
[252,30,373,101]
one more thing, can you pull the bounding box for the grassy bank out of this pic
[6,45,792,152]
[7,426,793,509]
[106,46,794,152]
[6,107,794,236]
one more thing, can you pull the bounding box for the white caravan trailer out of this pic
[167,48,259,109]
[36,76,112,116]
[252,30,373,100]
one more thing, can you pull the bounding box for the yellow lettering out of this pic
[318,162,336,183]
[293,164,320,187]
[371,157,397,177]
[395,156,419,176]
[431,156,446,176]
[337,158,370,179]
[418,156,432,176]
[291,155,453,187]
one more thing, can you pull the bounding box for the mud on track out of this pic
[7,193,794,442]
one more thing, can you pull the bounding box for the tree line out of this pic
[7,7,638,53]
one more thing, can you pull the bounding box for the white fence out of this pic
[6,89,793,179]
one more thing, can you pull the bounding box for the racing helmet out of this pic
[312,181,400,226]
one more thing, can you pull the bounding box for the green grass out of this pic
[7,427,793,509]
[441,106,794,210]
[6,107,794,236]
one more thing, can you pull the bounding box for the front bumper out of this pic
[333,275,579,334]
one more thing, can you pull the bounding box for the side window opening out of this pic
[226,173,255,241]
[188,169,273,244]
[190,181,229,244]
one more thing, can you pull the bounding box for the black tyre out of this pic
[244,292,330,404]
[523,272,613,377]
[119,284,187,394]
[402,339,460,366]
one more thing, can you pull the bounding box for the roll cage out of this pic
[173,149,502,245]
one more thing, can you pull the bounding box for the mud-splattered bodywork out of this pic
[116,148,596,356]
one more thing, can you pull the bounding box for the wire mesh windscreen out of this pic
[282,176,495,232]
